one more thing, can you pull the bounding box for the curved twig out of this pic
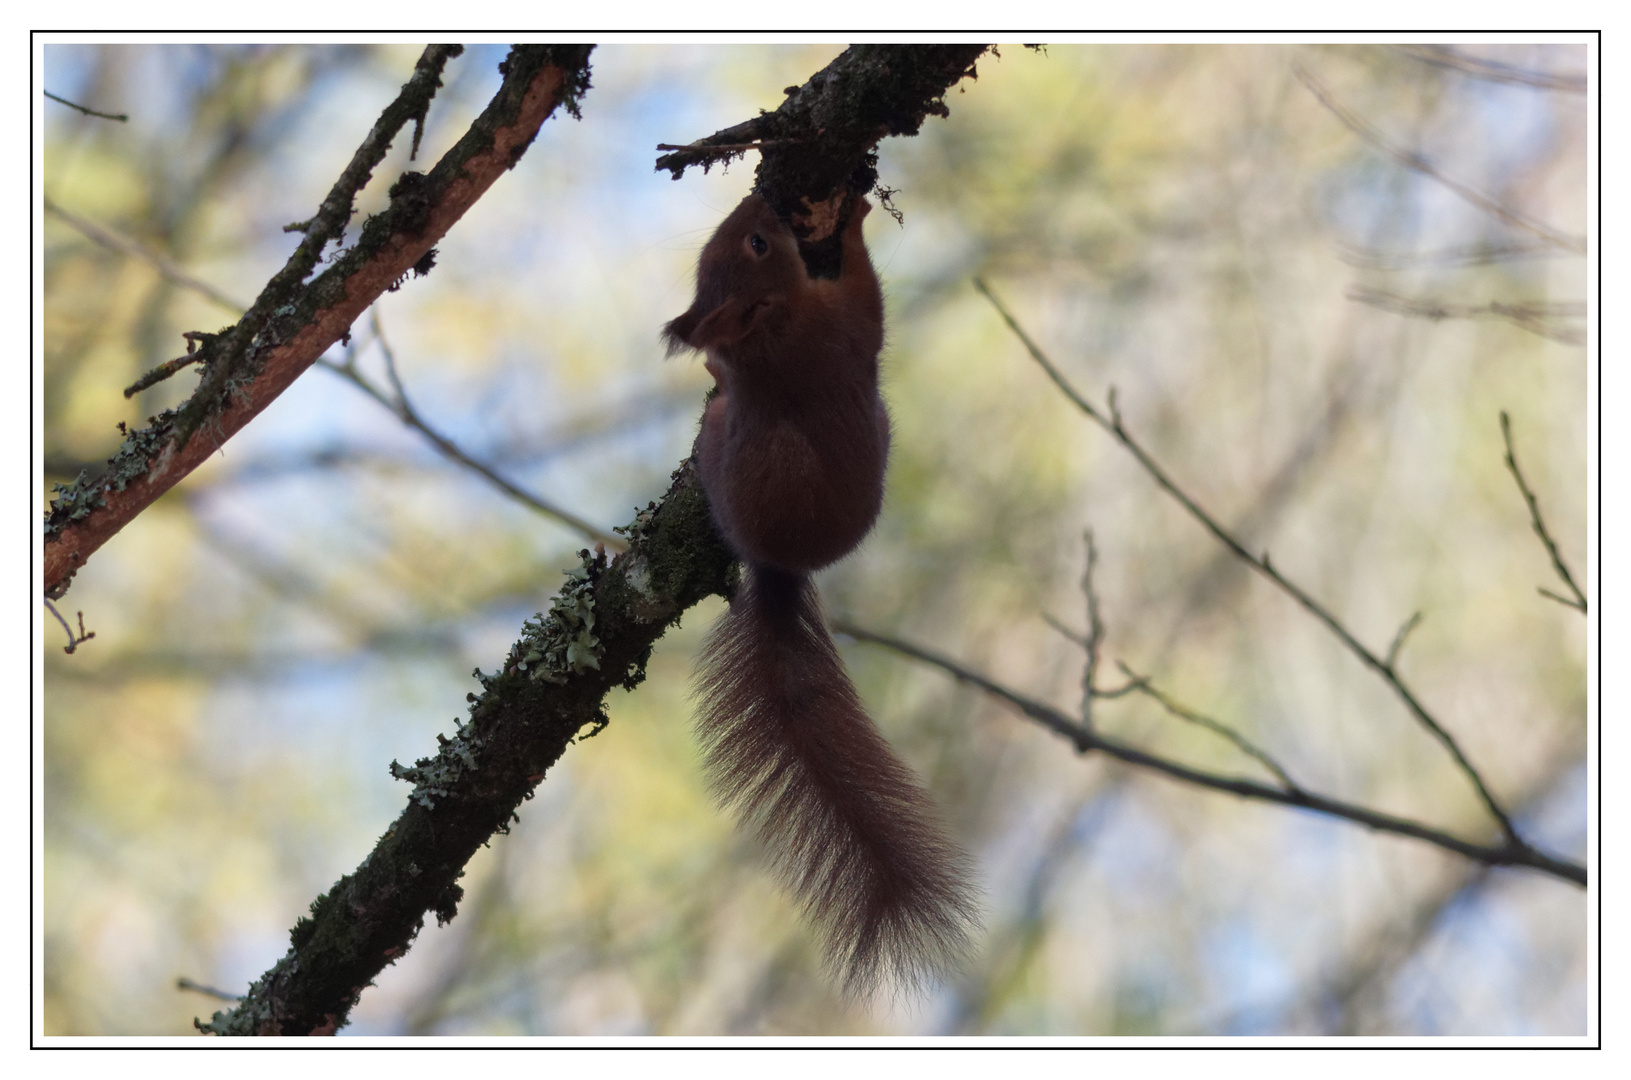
[44,599,96,654]
[1295,63,1585,255]
[316,313,626,550]
[1393,45,1587,94]
[44,198,247,313]
[1500,411,1587,613]
[45,89,128,121]
[1113,660,1304,794]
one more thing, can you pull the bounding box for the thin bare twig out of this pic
[1294,63,1585,255]
[974,278,1523,845]
[1058,528,1301,790]
[1386,611,1424,669]
[44,197,618,551]
[45,600,95,654]
[177,977,244,1002]
[1335,239,1562,271]
[1347,287,1585,347]
[123,352,205,397]
[1393,45,1587,94]
[1079,531,1106,731]
[654,138,806,153]
[1042,532,1109,733]
[833,622,1584,887]
[44,89,128,121]
[1115,660,1303,794]
[1500,411,1586,613]
[124,331,218,398]
[44,197,248,314]
[315,312,627,552]
[1041,612,1087,650]
[1042,616,1146,698]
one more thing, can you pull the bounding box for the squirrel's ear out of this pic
[661,308,702,356]
[673,295,779,351]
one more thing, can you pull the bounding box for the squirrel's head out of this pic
[662,195,808,355]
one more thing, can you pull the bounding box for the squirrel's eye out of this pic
[748,234,768,257]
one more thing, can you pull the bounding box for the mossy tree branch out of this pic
[658,44,993,275]
[197,42,999,1035]
[43,44,595,599]
[198,461,735,1035]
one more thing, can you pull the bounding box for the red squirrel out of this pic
[663,193,978,996]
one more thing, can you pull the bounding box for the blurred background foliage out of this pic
[41,42,1587,1036]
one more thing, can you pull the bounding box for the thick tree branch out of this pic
[44,44,594,599]
[835,623,1584,887]
[197,44,999,1035]
[657,44,992,274]
[197,460,736,1035]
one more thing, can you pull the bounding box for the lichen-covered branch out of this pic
[657,44,992,274]
[43,44,595,599]
[197,461,736,1035]
[195,43,1008,1034]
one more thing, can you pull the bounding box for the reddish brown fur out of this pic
[665,195,978,995]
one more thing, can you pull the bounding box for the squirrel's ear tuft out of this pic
[662,310,701,356]
[674,296,779,352]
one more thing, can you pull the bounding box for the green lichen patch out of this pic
[613,499,660,543]
[44,408,183,537]
[511,549,606,686]
[388,715,486,810]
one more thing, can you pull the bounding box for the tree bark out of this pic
[44,45,594,599]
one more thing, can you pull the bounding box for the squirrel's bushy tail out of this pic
[695,566,979,997]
